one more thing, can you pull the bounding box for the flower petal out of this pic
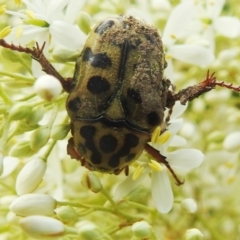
[214,16,240,38]
[49,20,86,50]
[114,171,149,200]
[65,0,87,24]
[162,1,196,45]
[167,149,204,171]
[170,101,188,120]
[168,44,214,67]
[151,170,173,213]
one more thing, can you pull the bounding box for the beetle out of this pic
[0,15,239,185]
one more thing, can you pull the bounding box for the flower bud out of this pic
[55,206,77,223]
[9,141,33,158]
[30,126,51,151]
[16,158,46,195]
[81,171,102,193]
[20,216,65,239]
[181,198,198,213]
[223,131,240,151]
[132,221,152,238]
[52,47,79,62]
[25,106,45,126]
[77,12,92,34]
[51,124,70,140]
[78,221,106,240]
[10,194,56,217]
[34,75,62,101]
[8,103,32,121]
[0,156,19,178]
[184,229,203,240]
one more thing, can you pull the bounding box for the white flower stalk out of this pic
[114,102,204,214]
[16,158,46,195]
[20,215,65,239]
[5,0,87,50]
[34,74,63,101]
[10,194,56,217]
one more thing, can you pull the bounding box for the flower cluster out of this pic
[0,0,239,239]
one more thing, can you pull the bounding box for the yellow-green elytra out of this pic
[66,16,170,174]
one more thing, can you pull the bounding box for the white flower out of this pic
[162,0,215,75]
[5,0,86,50]
[34,74,63,101]
[114,102,204,213]
[10,194,56,217]
[16,157,46,195]
[20,215,65,239]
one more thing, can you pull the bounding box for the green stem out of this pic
[58,201,137,220]
[0,70,33,82]
[0,84,12,104]
[41,140,57,162]
[0,115,10,154]
[126,200,155,212]
[100,188,117,209]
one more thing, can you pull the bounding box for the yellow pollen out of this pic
[170,34,177,39]
[14,0,22,6]
[0,26,11,38]
[132,165,144,180]
[148,160,163,172]
[227,176,235,184]
[151,126,161,144]
[16,26,23,39]
[0,5,6,15]
[157,130,171,144]
[26,10,35,19]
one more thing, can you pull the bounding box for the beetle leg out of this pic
[144,143,184,186]
[0,39,72,92]
[67,137,85,162]
[170,70,240,105]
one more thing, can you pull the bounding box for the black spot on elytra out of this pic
[87,76,110,94]
[147,111,161,126]
[68,97,81,112]
[80,125,96,139]
[99,135,118,153]
[125,133,139,148]
[94,20,115,35]
[127,88,142,103]
[107,133,139,168]
[80,126,101,165]
[83,48,112,69]
[90,151,101,164]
